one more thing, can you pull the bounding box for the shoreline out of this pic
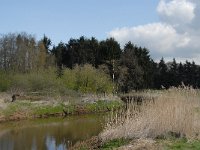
[0,96,122,123]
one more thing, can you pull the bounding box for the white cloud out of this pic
[108,0,200,63]
[109,23,190,55]
[157,0,196,25]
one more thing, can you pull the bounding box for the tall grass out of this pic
[100,87,200,141]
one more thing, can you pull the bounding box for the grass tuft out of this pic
[100,138,130,149]
[166,139,200,150]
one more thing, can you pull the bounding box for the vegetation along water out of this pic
[1,33,200,149]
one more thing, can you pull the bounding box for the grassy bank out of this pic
[0,64,120,122]
[99,138,200,150]
[71,137,200,150]
[0,98,122,122]
[71,87,200,149]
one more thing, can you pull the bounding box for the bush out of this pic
[0,65,114,94]
[62,64,114,94]
[0,71,12,92]
[10,68,63,93]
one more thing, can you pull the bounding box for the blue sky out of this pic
[0,0,159,44]
[1,0,200,63]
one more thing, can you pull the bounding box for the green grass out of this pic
[0,100,122,121]
[99,138,200,150]
[85,100,122,113]
[100,138,130,149]
[33,105,64,116]
[2,101,32,117]
[0,101,64,117]
[166,139,200,150]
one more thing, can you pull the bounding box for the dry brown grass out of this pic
[100,87,200,141]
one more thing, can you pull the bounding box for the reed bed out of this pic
[100,87,200,141]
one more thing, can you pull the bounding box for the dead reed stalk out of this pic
[100,87,200,141]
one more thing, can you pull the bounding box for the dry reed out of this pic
[100,87,200,141]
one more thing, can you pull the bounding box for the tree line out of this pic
[0,33,199,93]
[0,33,54,72]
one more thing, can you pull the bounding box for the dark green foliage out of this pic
[51,42,67,67]
[168,58,179,87]
[153,58,200,89]
[116,42,155,92]
[118,43,144,92]
[155,58,169,88]
[98,38,121,63]
[42,35,52,53]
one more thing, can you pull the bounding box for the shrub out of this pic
[10,68,63,93]
[0,65,114,94]
[0,71,12,92]
[62,64,114,94]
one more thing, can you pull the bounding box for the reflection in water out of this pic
[0,114,105,150]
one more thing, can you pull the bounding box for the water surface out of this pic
[0,114,105,150]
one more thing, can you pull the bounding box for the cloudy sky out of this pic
[109,0,200,63]
[0,0,199,63]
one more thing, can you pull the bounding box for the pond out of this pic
[0,114,105,150]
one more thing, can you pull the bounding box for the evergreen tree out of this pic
[157,58,169,88]
[118,42,144,92]
[42,35,52,53]
[178,62,184,85]
[169,58,178,86]
[51,42,67,68]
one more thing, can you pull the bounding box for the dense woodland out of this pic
[0,33,200,93]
